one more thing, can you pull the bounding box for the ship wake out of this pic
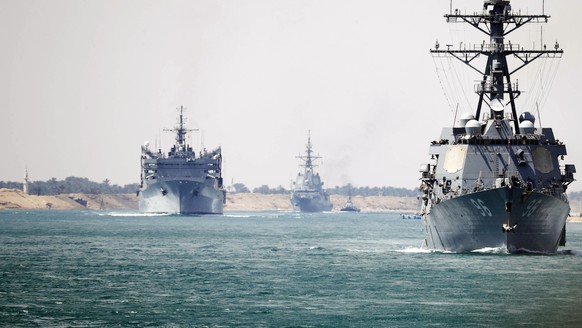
[100,212,171,217]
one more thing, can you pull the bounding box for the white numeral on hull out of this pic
[523,198,543,217]
[470,198,492,217]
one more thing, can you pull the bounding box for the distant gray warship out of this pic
[419,0,575,253]
[291,132,332,212]
[138,106,225,214]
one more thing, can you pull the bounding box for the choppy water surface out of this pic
[1,210,581,327]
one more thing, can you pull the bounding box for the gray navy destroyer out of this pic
[291,132,333,212]
[419,0,575,253]
[138,106,225,214]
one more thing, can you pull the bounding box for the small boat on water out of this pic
[401,214,421,220]
[340,193,360,212]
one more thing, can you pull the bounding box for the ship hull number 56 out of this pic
[470,199,492,217]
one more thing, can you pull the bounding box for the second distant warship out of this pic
[138,106,225,214]
[291,132,333,212]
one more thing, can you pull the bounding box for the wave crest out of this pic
[471,247,509,254]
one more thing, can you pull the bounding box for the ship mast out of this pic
[297,130,321,173]
[431,0,562,134]
[164,106,197,148]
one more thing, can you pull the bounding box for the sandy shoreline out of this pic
[0,188,138,211]
[2,188,581,221]
[0,188,419,213]
[224,193,420,213]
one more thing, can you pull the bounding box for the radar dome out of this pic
[465,120,482,136]
[520,120,536,134]
[459,113,475,127]
[519,111,536,124]
[491,98,504,114]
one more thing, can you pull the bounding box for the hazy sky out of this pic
[1,0,581,192]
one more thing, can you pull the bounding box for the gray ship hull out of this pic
[139,179,224,215]
[424,187,569,253]
[291,191,333,212]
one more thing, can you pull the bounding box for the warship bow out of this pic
[419,0,575,253]
[138,106,225,214]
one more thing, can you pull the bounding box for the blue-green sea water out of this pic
[1,210,581,327]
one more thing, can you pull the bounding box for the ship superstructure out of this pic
[139,106,225,214]
[419,0,575,253]
[291,132,333,212]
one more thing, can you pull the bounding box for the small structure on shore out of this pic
[23,167,30,195]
